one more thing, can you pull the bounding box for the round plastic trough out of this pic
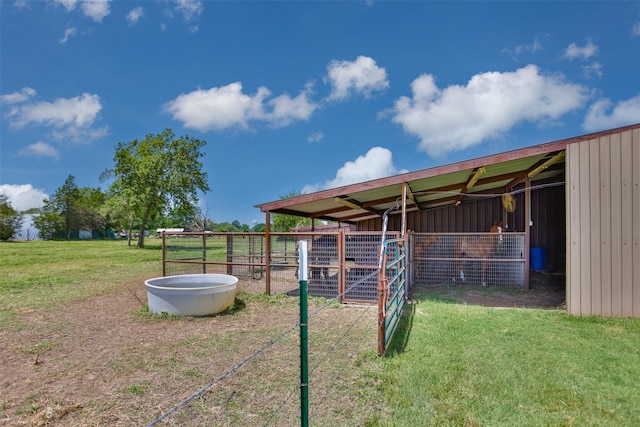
[144,273,238,316]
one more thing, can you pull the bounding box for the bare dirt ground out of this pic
[413,270,567,309]
[0,277,379,426]
[1,271,564,426]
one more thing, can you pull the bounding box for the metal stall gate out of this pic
[411,232,526,288]
[377,236,407,356]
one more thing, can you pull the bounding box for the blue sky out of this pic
[1,0,639,226]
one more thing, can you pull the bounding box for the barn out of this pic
[257,123,640,318]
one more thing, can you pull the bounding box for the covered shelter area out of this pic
[257,123,640,318]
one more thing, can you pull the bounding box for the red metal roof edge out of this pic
[256,123,640,212]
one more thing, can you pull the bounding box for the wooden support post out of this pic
[524,177,531,290]
[265,211,271,295]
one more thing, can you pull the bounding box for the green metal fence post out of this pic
[298,241,309,427]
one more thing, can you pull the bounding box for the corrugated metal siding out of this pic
[566,128,640,317]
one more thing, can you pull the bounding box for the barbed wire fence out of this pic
[146,270,382,426]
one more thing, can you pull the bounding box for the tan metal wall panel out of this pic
[580,141,593,314]
[567,140,581,314]
[567,129,640,317]
[621,131,634,317]
[588,138,602,316]
[610,133,623,315]
[599,137,613,316]
[633,128,640,317]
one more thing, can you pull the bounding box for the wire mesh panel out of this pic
[344,233,387,302]
[162,233,267,279]
[162,231,399,301]
[162,233,208,275]
[269,233,309,296]
[412,232,525,288]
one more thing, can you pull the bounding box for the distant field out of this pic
[0,239,162,325]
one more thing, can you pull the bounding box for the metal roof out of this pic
[256,124,640,224]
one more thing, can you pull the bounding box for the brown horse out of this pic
[453,222,502,286]
[413,234,441,258]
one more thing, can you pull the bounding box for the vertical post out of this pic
[377,249,387,356]
[524,177,531,290]
[298,241,309,427]
[202,233,207,274]
[265,211,271,295]
[226,234,233,275]
[161,231,166,276]
[338,231,345,304]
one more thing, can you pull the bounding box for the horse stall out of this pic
[411,232,526,288]
[257,124,640,316]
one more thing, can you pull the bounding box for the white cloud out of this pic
[0,184,49,211]
[581,62,603,79]
[174,0,203,21]
[164,82,318,131]
[502,37,543,57]
[632,21,640,37]
[307,131,324,143]
[0,87,35,104]
[54,0,78,12]
[302,147,407,193]
[13,0,31,9]
[19,142,60,159]
[60,27,77,44]
[1,88,107,143]
[325,56,389,101]
[53,0,110,22]
[265,91,317,127]
[564,40,598,60]
[583,94,640,131]
[387,64,590,158]
[127,7,144,25]
[81,0,110,22]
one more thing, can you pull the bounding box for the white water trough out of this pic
[144,273,238,316]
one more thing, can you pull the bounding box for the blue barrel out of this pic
[530,247,547,271]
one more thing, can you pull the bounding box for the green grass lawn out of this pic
[381,289,640,426]
[0,239,162,326]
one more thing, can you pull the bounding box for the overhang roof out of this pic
[256,124,639,224]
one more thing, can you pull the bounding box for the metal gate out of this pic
[377,236,407,356]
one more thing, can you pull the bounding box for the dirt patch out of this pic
[413,270,567,309]
[0,280,379,426]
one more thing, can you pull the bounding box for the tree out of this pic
[252,223,266,232]
[33,210,64,240]
[102,129,210,248]
[271,190,312,231]
[0,194,23,240]
[33,175,81,240]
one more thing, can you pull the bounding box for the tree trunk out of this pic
[137,204,152,249]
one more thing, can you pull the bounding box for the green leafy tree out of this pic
[77,187,108,238]
[33,210,64,240]
[0,194,23,240]
[271,190,312,231]
[57,175,81,239]
[33,175,81,240]
[252,223,266,232]
[102,129,210,248]
[100,195,136,243]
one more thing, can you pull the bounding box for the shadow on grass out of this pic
[139,296,247,320]
[383,301,415,356]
